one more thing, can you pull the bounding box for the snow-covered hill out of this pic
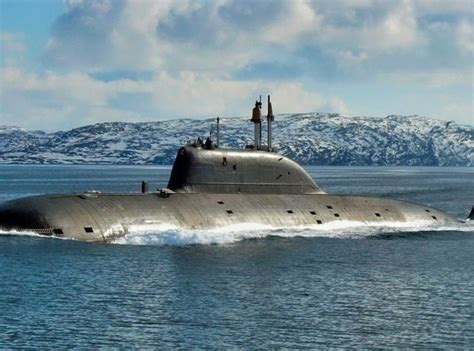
[0,113,472,166]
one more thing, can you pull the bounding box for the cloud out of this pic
[1,0,472,129]
[269,83,349,115]
[414,0,473,15]
[44,0,306,73]
[44,0,128,70]
[456,19,473,54]
[312,0,422,53]
[0,32,26,67]
[377,68,473,87]
[0,66,149,129]
[1,66,347,130]
[41,0,472,83]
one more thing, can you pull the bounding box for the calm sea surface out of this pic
[0,165,473,348]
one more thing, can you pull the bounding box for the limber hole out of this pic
[287,209,294,214]
[309,211,316,215]
[334,213,340,218]
[217,201,224,205]
[425,209,431,213]
[316,220,323,224]
[226,210,233,214]
[326,205,333,209]
[35,228,52,235]
[84,226,94,233]
[432,216,437,220]
[375,213,381,217]
[53,228,64,235]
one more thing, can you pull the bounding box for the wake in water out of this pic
[111,221,474,246]
[1,221,472,246]
[0,229,63,240]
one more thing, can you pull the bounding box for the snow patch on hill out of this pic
[0,113,472,166]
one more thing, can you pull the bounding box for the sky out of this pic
[0,0,473,131]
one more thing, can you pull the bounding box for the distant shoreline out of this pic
[1,114,472,166]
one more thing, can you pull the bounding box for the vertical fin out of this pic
[467,206,474,221]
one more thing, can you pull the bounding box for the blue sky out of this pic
[0,0,472,130]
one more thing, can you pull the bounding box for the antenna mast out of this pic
[216,117,220,148]
[267,95,274,151]
[251,97,262,149]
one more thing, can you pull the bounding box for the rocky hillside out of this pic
[0,113,472,166]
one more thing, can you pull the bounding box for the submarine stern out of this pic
[0,197,50,234]
[0,195,118,241]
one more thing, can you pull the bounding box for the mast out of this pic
[251,97,262,149]
[216,117,220,148]
[267,95,274,151]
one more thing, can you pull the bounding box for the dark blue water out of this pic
[1,166,473,348]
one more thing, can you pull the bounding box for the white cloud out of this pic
[2,67,150,105]
[0,32,26,67]
[335,50,369,72]
[42,0,322,74]
[314,0,424,58]
[377,67,473,87]
[0,66,348,130]
[375,0,421,50]
[147,74,347,118]
[456,19,474,54]
[414,0,473,15]
[1,0,472,129]
[40,0,472,80]
[260,0,321,45]
[269,83,349,115]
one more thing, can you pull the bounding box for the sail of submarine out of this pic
[0,96,470,242]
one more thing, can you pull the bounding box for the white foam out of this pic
[0,229,63,239]
[112,220,474,246]
[1,221,472,246]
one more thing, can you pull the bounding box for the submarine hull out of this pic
[0,192,460,242]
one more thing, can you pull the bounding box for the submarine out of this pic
[0,96,471,242]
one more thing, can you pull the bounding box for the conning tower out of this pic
[168,95,323,195]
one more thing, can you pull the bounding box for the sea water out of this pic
[0,165,473,348]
